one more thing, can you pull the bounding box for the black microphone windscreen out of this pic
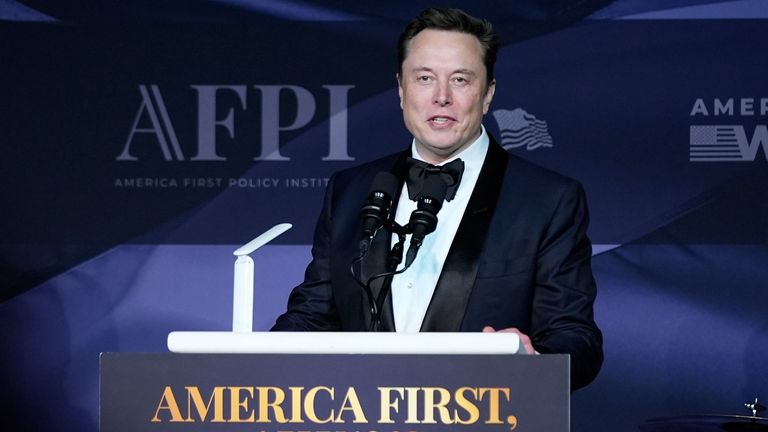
[369,172,398,196]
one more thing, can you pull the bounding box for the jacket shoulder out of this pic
[331,152,404,187]
[505,151,585,194]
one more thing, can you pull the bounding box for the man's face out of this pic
[398,29,496,164]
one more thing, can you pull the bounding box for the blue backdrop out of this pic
[1,1,767,430]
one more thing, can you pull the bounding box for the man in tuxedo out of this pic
[272,7,603,390]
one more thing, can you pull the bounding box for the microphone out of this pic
[358,172,398,255]
[404,174,447,267]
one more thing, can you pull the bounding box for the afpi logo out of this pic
[491,108,553,151]
[117,84,355,162]
[689,98,768,162]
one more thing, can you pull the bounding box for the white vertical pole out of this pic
[232,255,254,333]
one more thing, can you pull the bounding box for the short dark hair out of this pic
[397,8,499,87]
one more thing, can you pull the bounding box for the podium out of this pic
[100,333,570,432]
[100,230,569,430]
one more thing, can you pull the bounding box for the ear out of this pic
[396,73,404,109]
[483,79,496,115]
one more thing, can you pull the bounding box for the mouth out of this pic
[428,115,456,125]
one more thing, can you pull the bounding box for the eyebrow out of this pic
[452,68,477,76]
[410,67,477,76]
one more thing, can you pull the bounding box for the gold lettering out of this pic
[304,386,334,424]
[422,387,453,424]
[151,386,185,422]
[228,386,255,423]
[186,386,225,422]
[288,386,304,422]
[378,387,404,424]
[453,387,480,424]
[404,387,420,424]
[256,387,287,423]
[335,387,368,423]
[479,387,510,424]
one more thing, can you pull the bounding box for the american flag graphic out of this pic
[689,125,745,161]
[492,108,553,151]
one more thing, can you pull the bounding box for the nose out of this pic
[433,82,452,107]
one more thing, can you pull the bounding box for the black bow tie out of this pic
[405,157,465,202]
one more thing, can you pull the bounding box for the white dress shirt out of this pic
[391,125,490,332]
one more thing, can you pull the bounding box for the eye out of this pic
[417,75,433,83]
[452,76,469,86]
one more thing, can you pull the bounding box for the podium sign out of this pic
[100,353,569,431]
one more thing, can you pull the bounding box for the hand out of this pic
[483,326,535,354]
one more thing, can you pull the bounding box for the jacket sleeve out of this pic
[271,174,341,331]
[530,181,603,391]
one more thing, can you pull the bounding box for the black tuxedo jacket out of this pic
[272,138,603,390]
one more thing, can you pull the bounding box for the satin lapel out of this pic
[360,151,409,332]
[420,139,509,332]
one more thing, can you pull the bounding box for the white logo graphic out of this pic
[491,108,553,151]
[117,84,355,162]
[689,125,768,162]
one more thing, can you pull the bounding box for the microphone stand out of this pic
[353,160,450,331]
[349,220,411,332]
[370,221,408,331]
